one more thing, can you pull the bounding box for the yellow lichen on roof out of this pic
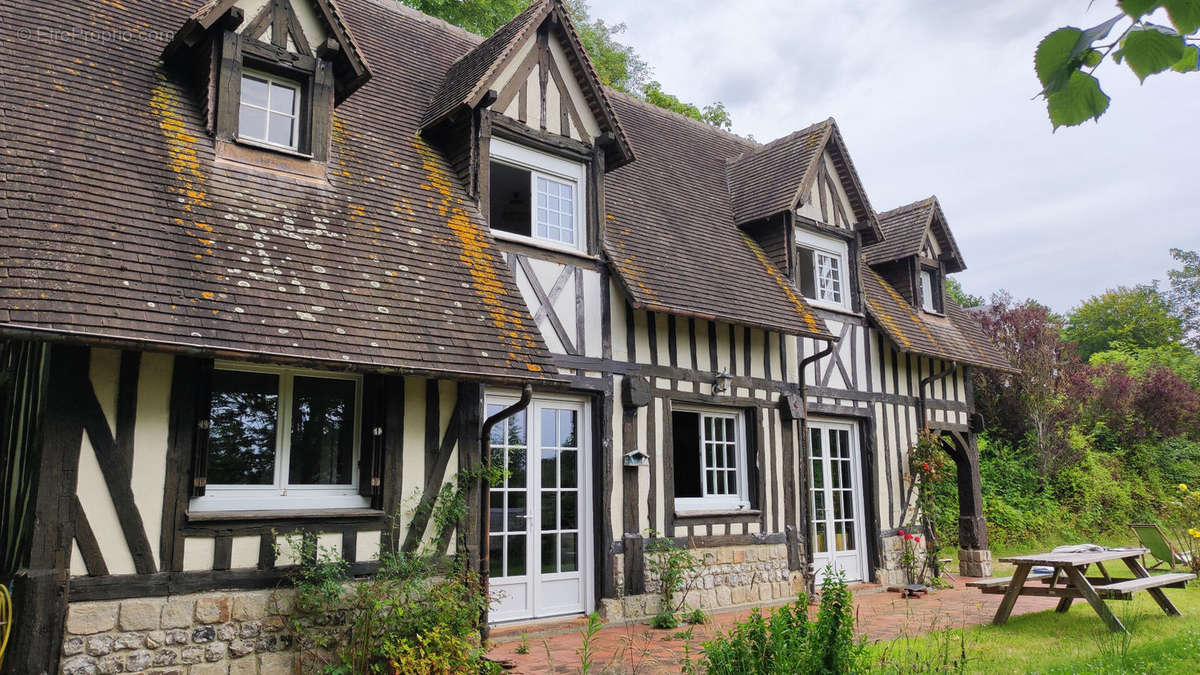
[865,296,911,348]
[742,233,821,335]
[413,137,542,372]
[150,74,212,254]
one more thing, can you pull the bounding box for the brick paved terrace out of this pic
[486,579,1059,674]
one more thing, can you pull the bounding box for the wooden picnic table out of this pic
[967,547,1195,632]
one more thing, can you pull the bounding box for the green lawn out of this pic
[867,581,1200,673]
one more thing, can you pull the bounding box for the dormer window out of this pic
[239,71,302,151]
[920,266,943,314]
[489,138,586,254]
[795,228,850,311]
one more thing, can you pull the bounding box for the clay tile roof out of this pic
[725,119,832,225]
[866,196,965,272]
[0,0,557,382]
[861,268,1014,372]
[603,93,831,339]
[421,0,549,129]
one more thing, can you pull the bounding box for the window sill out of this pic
[490,230,593,260]
[805,301,861,318]
[186,507,385,523]
[215,140,327,182]
[674,508,760,520]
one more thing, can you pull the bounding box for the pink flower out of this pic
[914,536,921,543]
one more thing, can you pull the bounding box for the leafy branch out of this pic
[1036,1,1200,128]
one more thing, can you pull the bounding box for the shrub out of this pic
[685,569,865,674]
[645,530,707,628]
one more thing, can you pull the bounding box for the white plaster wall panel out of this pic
[292,0,328,51]
[749,329,764,379]
[77,433,136,575]
[655,313,670,365]
[674,316,690,369]
[609,376,624,540]
[357,530,382,562]
[524,68,540,126]
[275,535,299,566]
[70,542,87,576]
[133,352,172,569]
[89,348,120,433]
[184,537,215,572]
[798,182,823,222]
[399,378,427,537]
[746,521,760,535]
[653,398,665,534]
[633,311,651,364]
[494,37,536,120]
[732,326,746,377]
[234,0,271,33]
[544,77,562,135]
[714,325,732,376]
[674,525,688,537]
[677,381,694,393]
[583,268,603,358]
[230,536,260,569]
[512,257,566,354]
[317,532,342,559]
[610,283,629,361]
[548,34,602,139]
[636,405,650,533]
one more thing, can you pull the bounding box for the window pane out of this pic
[541,492,557,530]
[797,247,816,299]
[508,410,527,446]
[672,411,702,498]
[508,447,526,488]
[542,533,557,573]
[559,410,577,448]
[535,176,575,245]
[238,105,268,142]
[560,450,577,488]
[489,535,504,578]
[208,370,278,485]
[561,533,578,572]
[269,82,296,115]
[561,492,578,529]
[542,409,558,447]
[288,376,356,485]
[508,534,526,576]
[921,270,935,311]
[267,112,294,148]
[241,75,269,108]
[488,163,532,237]
[507,492,527,532]
[541,449,556,488]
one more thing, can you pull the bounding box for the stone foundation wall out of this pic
[60,589,300,675]
[601,543,805,621]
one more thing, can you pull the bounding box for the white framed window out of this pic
[672,406,750,512]
[238,70,301,151]
[920,266,943,314]
[795,228,851,311]
[190,362,366,512]
[489,138,586,253]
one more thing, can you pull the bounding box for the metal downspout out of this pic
[797,339,835,594]
[478,384,533,639]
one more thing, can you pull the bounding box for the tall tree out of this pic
[944,276,984,308]
[1167,248,1200,350]
[975,294,1082,476]
[1033,1,1200,129]
[1064,284,1184,359]
[400,0,526,36]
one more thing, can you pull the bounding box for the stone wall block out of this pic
[162,598,195,628]
[119,598,163,631]
[67,603,119,635]
[196,595,232,624]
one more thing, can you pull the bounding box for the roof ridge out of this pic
[727,117,833,164]
[604,88,757,147]
[360,0,486,44]
[877,195,937,219]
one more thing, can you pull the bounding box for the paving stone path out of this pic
[487,579,1059,673]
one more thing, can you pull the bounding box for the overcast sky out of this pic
[589,1,1199,311]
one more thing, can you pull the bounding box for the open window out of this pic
[795,228,851,311]
[190,363,367,512]
[919,266,943,314]
[672,406,750,512]
[489,138,586,253]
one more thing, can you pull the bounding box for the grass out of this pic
[870,538,1200,674]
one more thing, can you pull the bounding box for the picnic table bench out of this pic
[966,547,1195,633]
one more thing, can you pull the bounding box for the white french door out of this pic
[487,394,591,623]
[809,419,867,584]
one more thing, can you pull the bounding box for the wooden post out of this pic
[6,344,89,675]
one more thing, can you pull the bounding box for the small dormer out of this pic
[865,196,966,316]
[163,0,370,165]
[727,118,881,315]
[421,0,633,257]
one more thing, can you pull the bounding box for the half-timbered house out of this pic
[0,0,1013,671]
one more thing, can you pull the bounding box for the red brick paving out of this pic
[486,579,1059,673]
